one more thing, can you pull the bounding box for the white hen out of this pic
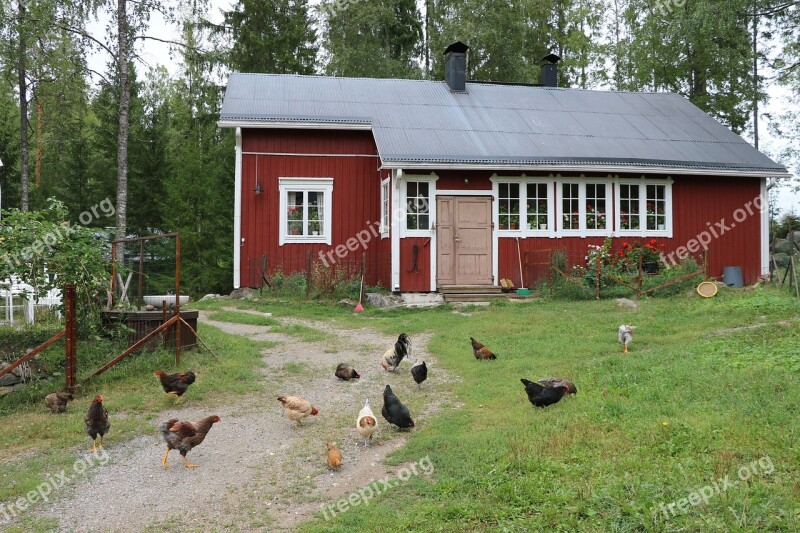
[618,325,635,353]
[356,398,378,446]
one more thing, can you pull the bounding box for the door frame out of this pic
[432,189,495,291]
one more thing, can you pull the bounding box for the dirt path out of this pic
[31,310,449,532]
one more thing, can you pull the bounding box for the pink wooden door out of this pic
[437,196,493,286]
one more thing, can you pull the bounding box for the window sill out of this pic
[402,229,434,238]
[281,235,330,245]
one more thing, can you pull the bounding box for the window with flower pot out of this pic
[615,179,671,235]
[619,184,641,230]
[498,183,520,230]
[278,178,333,245]
[561,183,580,231]
[585,184,608,230]
[526,183,550,231]
[558,179,612,235]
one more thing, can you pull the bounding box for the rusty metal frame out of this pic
[0,283,78,392]
[109,232,182,365]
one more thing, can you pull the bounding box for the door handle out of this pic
[454,236,460,242]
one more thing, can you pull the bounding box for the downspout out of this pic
[233,127,243,289]
[391,168,402,292]
[760,178,769,278]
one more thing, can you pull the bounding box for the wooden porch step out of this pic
[438,285,503,295]
[439,285,516,303]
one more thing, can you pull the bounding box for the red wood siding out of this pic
[435,170,495,191]
[239,129,390,288]
[499,176,763,287]
[400,238,431,292]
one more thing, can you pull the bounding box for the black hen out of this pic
[154,370,196,401]
[85,394,111,452]
[335,363,361,380]
[520,378,567,408]
[381,385,414,428]
[410,360,427,389]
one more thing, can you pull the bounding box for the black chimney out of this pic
[540,53,561,87]
[444,41,469,92]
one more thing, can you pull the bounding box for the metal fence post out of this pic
[65,284,77,392]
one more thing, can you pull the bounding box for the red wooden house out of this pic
[219,44,789,294]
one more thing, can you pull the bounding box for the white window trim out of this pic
[490,175,556,238]
[278,177,333,246]
[380,178,390,238]
[399,174,437,238]
[614,176,673,238]
[557,175,613,237]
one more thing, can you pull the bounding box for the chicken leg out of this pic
[181,455,199,468]
[623,345,628,354]
[89,439,98,453]
[166,391,184,403]
[162,447,171,468]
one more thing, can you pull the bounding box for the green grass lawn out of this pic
[2,287,800,531]
[289,288,800,532]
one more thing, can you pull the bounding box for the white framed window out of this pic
[278,178,333,245]
[498,183,521,230]
[615,177,672,236]
[491,176,553,235]
[402,179,435,235]
[380,178,390,238]
[525,182,551,231]
[558,177,612,236]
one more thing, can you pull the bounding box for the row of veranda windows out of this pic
[280,179,669,240]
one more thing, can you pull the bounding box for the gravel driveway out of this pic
[30,309,450,532]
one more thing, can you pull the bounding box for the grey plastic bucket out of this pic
[722,266,743,288]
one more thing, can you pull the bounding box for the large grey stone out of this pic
[0,373,21,386]
[366,292,401,308]
[230,287,257,300]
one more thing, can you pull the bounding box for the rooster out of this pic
[381,385,414,429]
[382,333,411,371]
[160,415,221,468]
[85,394,110,452]
[537,377,577,395]
[326,441,343,470]
[470,337,497,360]
[335,363,361,381]
[520,378,568,408]
[154,370,196,401]
[618,325,635,353]
[356,398,378,446]
[277,395,319,427]
[410,359,428,389]
[45,391,73,413]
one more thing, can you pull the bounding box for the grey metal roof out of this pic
[219,73,789,175]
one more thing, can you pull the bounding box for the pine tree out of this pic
[218,0,317,74]
[321,0,423,78]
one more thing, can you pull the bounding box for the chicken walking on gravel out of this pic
[356,398,378,446]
